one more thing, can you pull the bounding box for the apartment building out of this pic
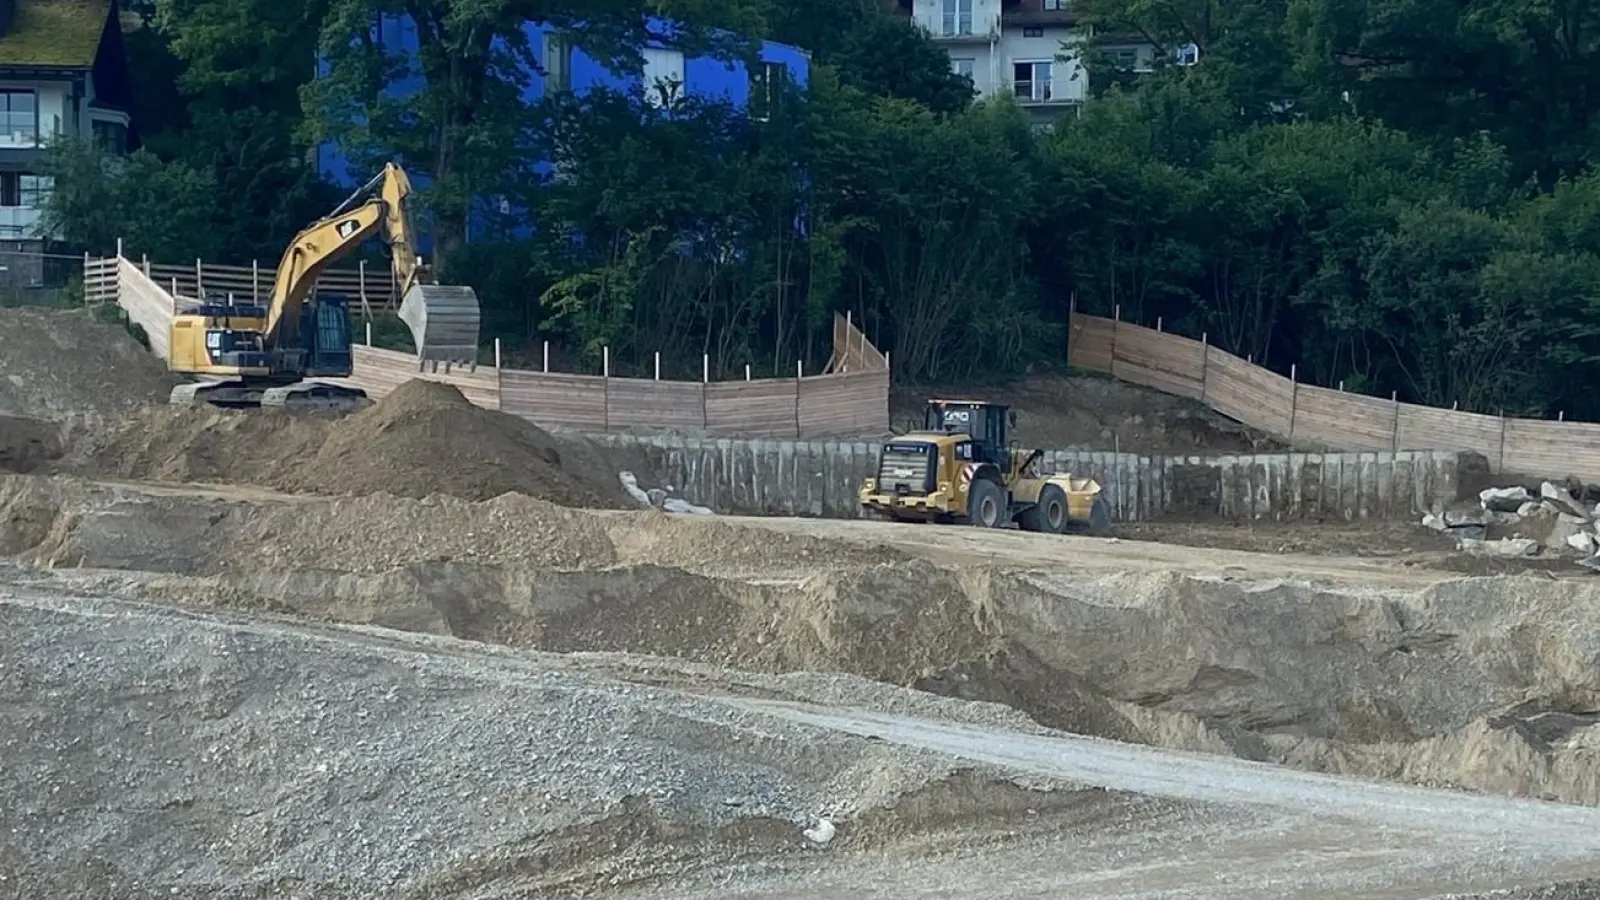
[887,0,1164,122]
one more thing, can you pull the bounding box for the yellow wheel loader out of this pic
[166,162,481,412]
[858,399,1112,533]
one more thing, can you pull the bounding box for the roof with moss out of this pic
[0,0,111,69]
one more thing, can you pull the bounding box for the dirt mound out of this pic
[0,415,61,474]
[73,379,629,507]
[890,374,1282,454]
[0,307,182,422]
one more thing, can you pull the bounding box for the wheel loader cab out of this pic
[923,400,1016,467]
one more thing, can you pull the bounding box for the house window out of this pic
[642,46,686,108]
[1108,47,1140,70]
[1014,61,1053,102]
[92,120,127,154]
[19,174,50,208]
[941,0,972,36]
[543,33,573,92]
[0,90,37,144]
[951,58,975,82]
[1043,0,1066,8]
[749,60,786,121]
[1023,26,1044,37]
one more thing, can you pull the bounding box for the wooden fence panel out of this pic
[148,262,396,307]
[1502,419,1600,482]
[1291,385,1396,452]
[1203,348,1294,436]
[606,378,706,431]
[117,258,176,359]
[1068,313,1115,371]
[799,370,890,438]
[499,371,607,430]
[706,379,799,438]
[1397,405,1504,470]
[341,345,500,409]
[829,313,888,372]
[84,257,119,305]
[1109,323,1205,401]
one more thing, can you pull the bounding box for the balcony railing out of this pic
[0,205,43,238]
[925,11,1000,39]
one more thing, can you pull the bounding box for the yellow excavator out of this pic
[166,162,481,411]
[859,399,1113,533]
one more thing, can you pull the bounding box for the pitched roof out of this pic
[0,0,111,69]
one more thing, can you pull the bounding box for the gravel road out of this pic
[614,699,1600,899]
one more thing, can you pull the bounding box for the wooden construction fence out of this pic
[129,256,396,313]
[93,255,891,439]
[1069,310,1600,481]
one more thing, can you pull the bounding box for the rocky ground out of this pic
[4,305,1600,898]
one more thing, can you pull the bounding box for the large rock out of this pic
[1480,486,1531,513]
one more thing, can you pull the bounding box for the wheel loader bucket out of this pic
[399,283,481,367]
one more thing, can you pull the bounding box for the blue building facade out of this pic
[315,17,810,246]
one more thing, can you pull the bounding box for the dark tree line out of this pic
[41,0,1600,417]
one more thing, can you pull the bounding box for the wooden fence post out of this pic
[81,252,89,305]
[195,258,203,298]
[602,346,610,432]
[141,254,149,277]
[794,359,804,438]
[1390,391,1400,452]
[1497,411,1508,474]
[1287,364,1299,447]
[1111,304,1121,372]
[252,260,260,302]
[1199,332,1209,404]
[702,353,710,429]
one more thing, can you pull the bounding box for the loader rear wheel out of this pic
[1033,484,1070,535]
[966,478,1006,529]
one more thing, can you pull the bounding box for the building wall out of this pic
[315,16,811,247]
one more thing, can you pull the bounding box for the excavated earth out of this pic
[7,308,1600,896]
[4,472,1600,814]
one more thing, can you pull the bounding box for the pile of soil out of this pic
[0,307,182,421]
[0,415,62,474]
[72,379,627,508]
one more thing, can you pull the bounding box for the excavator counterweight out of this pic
[165,161,482,411]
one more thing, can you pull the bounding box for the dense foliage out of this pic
[42,0,1600,415]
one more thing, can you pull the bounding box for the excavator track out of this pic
[170,380,370,413]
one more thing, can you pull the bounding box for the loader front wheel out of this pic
[1034,484,1070,535]
[966,478,1006,529]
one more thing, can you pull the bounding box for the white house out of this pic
[0,0,132,263]
[888,0,1162,123]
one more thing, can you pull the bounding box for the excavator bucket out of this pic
[399,283,482,367]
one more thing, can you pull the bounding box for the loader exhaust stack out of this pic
[399,283,482,368]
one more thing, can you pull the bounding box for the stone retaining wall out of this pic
[592,434,1468,522]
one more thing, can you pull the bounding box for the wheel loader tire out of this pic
[1034,484,1070,535]
[1088,494,1113,534]
[966,478,1006,529]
